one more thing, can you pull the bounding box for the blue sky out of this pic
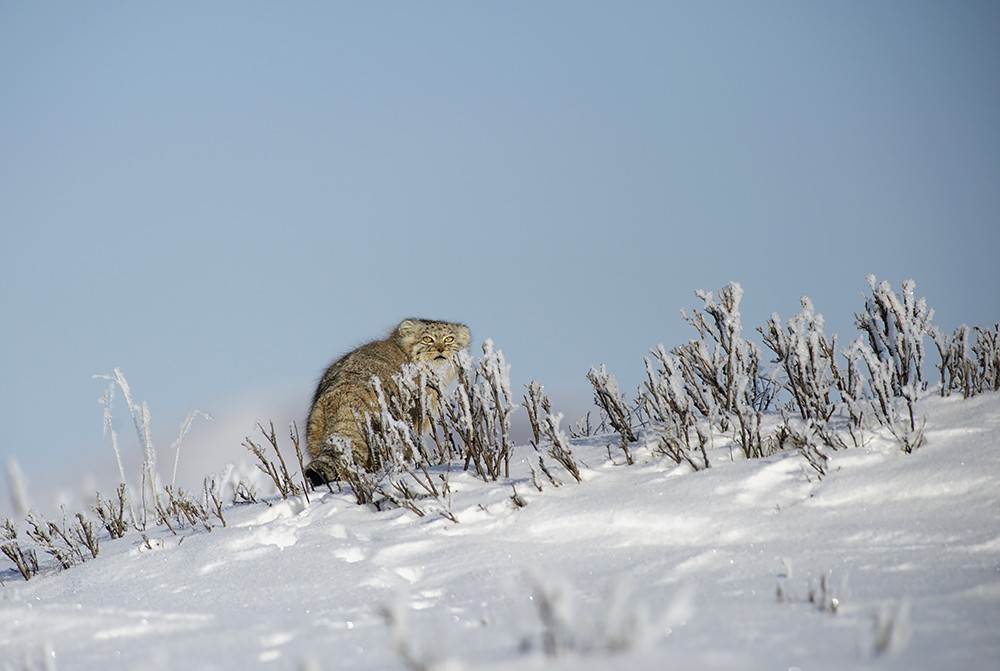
[2,2,998,506]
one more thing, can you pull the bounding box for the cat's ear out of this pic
[456,324,471,347]
[397,319,419,338]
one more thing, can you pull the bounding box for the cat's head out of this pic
[395,318,471,365]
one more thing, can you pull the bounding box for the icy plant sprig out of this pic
[586,364,638,460]
[439,341,517,481]
[243,420,303,500]
[1,518,39,580]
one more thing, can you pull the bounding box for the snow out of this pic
[2,392,999,670]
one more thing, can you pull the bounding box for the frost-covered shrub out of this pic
[764,280,939,455]
[640,345,710,470]
[671,283,772,458]
[761,297,837,424]
[1,518,39,580]
[540,412,582,484]
[445,339,517,481]
[852,277,932,452]
[24,510,97,570]
[933,324,974,398]
[857,344,926,453]
[586,364,638,455]
[827,338,869,448]
[629,283,780,465]
[433,340,516,482]
[975,324,1000,392]
[762,298,870,451]
[931,323,1000,398]
[855,276,934,397]
[203,477,228,528]
[522,381,583,486]
[677,283,776,417]
[243,421,304,500]
[332,434,382,507]
[154,485,215,534]
[363,373,432,469]
[360,375,457,521]
[94,484,130,539]
[523,380,549,447]
[767,420,831,478]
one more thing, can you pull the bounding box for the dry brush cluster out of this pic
[587,275,999,476]
[1,372,305,581]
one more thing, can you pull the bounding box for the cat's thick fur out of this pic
[304,318,471,485]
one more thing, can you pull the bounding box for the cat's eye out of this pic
[444,336,454,344]
[422,336,434,344]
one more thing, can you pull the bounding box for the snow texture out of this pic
[2,393,999,670]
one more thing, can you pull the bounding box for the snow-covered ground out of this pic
[2,392,998,670]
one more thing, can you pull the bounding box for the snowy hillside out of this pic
[2,390,998,671]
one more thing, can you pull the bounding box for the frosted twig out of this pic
[170,409,214,486]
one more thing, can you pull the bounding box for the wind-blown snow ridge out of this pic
[2,393,999,670]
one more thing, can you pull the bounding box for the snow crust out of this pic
[2,393,998,670]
